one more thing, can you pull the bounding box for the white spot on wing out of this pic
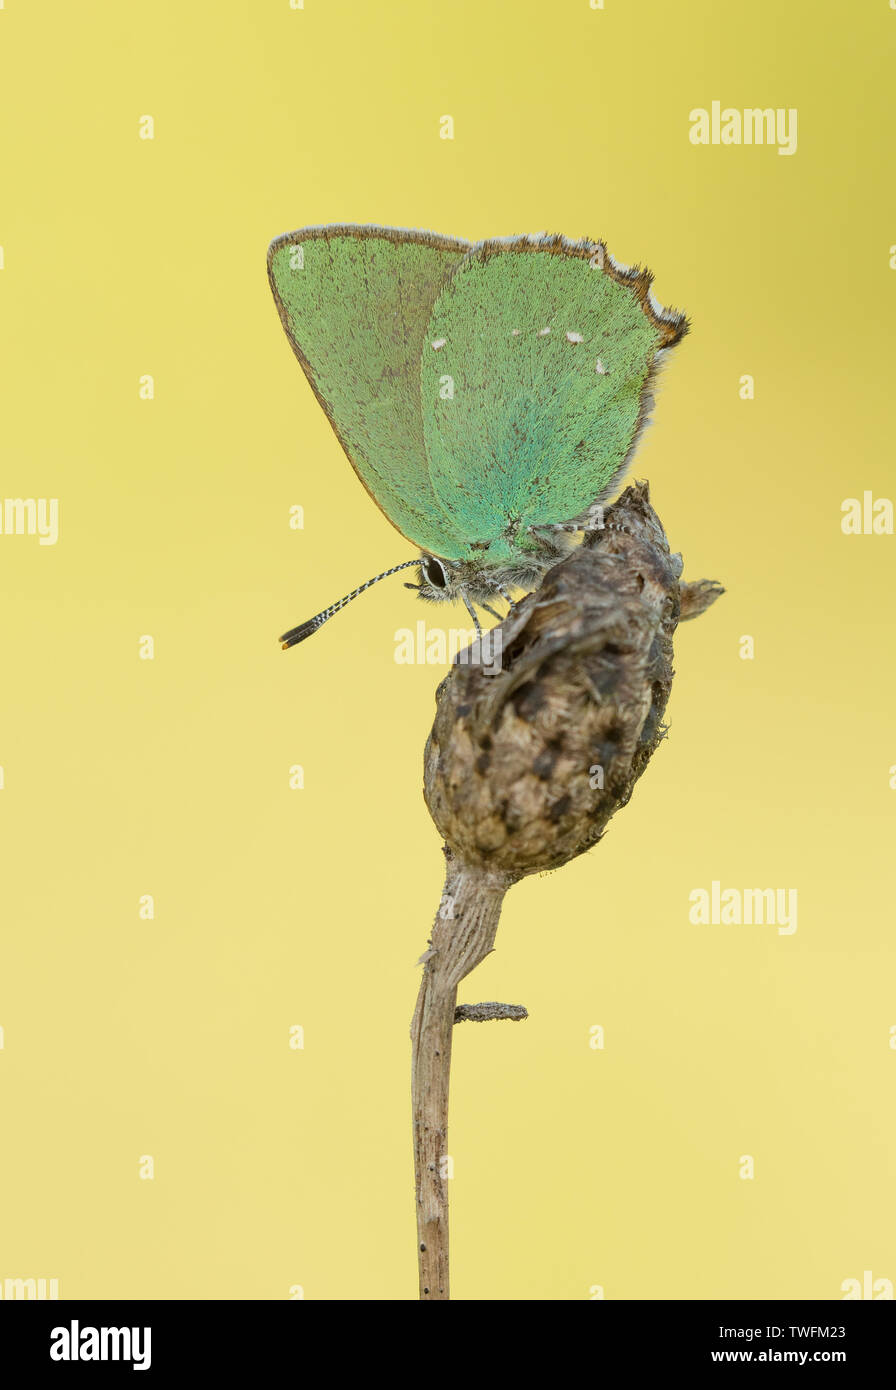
[538,327,551,336]
[566,331,584,343]
[431,338,447,350]
[595,358,608,374]
[511,328,521,336]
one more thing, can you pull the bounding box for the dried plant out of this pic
[411,481,723,1299]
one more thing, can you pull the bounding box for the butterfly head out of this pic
[414,553,458,602]
[412,552,512,603]
[413,543,568,605]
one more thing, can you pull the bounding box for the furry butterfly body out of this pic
[268,224,688,643]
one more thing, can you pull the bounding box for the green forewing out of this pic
[268,225,472,557]
[420,239,669,558]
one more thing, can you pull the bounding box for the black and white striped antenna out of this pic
[279,558,420,649]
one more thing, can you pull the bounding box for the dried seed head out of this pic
[423,483,722,878]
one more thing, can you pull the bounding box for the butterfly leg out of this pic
[528,522,582,540]
[496,584,515,615]
[461,593,483,641]
[480,601,503,622]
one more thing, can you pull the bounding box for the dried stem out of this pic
[410,858,514,1299]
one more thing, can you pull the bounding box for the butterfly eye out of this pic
[422,555,448,589]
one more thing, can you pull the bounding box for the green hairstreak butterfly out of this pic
[267,224,688,648]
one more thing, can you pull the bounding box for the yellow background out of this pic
[1,0,893,1301]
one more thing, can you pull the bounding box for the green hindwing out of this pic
[267,224,473,559]
[420,235,688,560]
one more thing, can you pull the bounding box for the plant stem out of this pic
[410,858,513,1300]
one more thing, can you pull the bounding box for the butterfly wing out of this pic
[268,224,473,558]
[420,234,688,558]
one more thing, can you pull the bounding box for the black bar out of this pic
[0,1298,892,1374]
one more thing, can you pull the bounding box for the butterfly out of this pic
[267,224,688,648]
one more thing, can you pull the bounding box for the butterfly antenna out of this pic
[279,559,420,650]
